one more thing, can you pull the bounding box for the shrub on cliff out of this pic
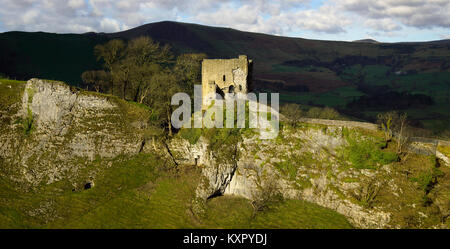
[280,103,302,126]
[307,107,341,120]
[342,134,398,169]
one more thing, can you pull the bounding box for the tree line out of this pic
[81,36,206,135]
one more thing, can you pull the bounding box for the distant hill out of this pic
[424,39,450,44]
[353,39,379,44]
[1,21,449,135]
[1,21,448,89]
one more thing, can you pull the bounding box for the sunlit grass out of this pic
[0,153,352,229]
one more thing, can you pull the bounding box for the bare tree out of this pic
[86,37,203,137]
[396,113,410,155]
[377,112,394,143]
[351,178,383,208]
[146,53,205,135]
[307,106,340,120]
[148,71,182,136]
[281,103,302,126]
[250,174,283,218]
[124,36,174,103]
[81,70,111,93]
[94,39,125,95]
[174,53,207,96]
[377,111,411,157]
[111,61,131,100]
[94,39,125,72]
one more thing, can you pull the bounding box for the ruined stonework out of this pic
[201,55,253,109]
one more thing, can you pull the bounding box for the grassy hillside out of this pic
[0,153,352,229]
[0,78,448,229]
[0,32,106,85]
[0,78,352,228]
[1,21,449,135]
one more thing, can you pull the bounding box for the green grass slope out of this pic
[0,153,352,229]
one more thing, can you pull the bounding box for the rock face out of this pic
[0,79,148,187]
[164,137,238,200]
[167,125,449,229]
[165,127,390,228]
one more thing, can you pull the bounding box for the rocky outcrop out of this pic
[298,118,378,131]
[164,137,238,200]
[436,151,450,166]
[0,79,149,187]
[166,123,450,229]
[165,126,393,228]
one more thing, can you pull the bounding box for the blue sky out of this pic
[0,0,449,42]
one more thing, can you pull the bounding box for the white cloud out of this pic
[194,4,269,32]
[89,0,111,16]
[21,9,39,25]
[290,5,351,33]
[365,18,402,32]
[68,0,85,9]
[100,17,121,32]
[338,0,450,29]
[193,1,349,35]
[0,0,318,34]
[0,0,447,41]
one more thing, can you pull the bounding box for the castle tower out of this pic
[201,55,253,110]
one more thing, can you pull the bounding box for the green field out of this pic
[0,153,352,229]
[279,67,450,136]
[280,86,366,107]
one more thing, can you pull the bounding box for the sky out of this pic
[0,0,449,42]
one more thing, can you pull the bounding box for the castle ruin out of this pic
[201,55,253,109]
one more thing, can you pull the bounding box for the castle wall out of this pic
[201,55,252,109]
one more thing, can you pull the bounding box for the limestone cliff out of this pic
[0,79,149,188]
[166,125,450,229]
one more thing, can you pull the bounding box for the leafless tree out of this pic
[250,174,283,218]
[377,111,411,157]
[351,178,383,208]
[281,103,302,126]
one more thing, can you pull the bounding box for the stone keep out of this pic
[201,55,253,109]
